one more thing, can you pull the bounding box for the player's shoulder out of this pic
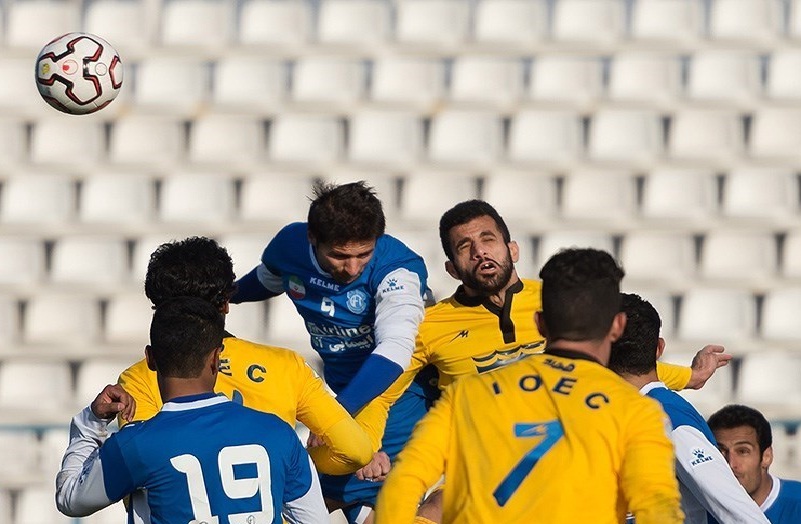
[374,234,425,269]
[223,335,308,368]
[520,278,542,293]
[779,477,801,500]
[648,386,708,431]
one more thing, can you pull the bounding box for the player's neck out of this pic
[752,472,774,507]
[464,271,521,308]
[158,377,215,403]
[619,371,660,390]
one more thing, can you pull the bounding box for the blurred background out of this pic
[2,0,801,521]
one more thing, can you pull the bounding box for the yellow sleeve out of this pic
[293,358,373,474]
[375,383,452,524]
[116,358,161,426]
[656,361,692,391]
[620,398,684,524]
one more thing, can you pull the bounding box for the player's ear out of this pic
[656,337,666,360]
[608,312,627,342]
[445,260,459,280]
[307,232,317,247]
[534,311,548,338]
[222,301,230,315]
[210,346,222,376]
[508,240,519,264]
[145,345,157,372]
[762,446,774,470]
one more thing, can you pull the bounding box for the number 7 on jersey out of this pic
[493,420,564,507]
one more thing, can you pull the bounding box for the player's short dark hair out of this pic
[438,200,511,261]
[707,404,773,455]
[149,296,224,378]
[538,248,624,341]
[608,293,661,376]
[145,237,236,310]
[307,181,385,246]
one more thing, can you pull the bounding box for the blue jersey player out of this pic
[609,294,768,524]
[709,404,801,524]
[232,181,430,521]
[56,297,328,524]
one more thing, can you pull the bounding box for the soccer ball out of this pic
[35,32,123,115]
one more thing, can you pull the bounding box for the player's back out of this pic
[112,394,315,524]
[440,351,680,523]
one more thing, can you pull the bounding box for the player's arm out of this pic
[116,359,160,425]
[292,358,374,474]
[375,383,453,523]
[56,385,137,517]
[657,345,732,391]
[671,425,770,523]
[336,268,425,414]
[282,432,329,523]
[620,398,684,524]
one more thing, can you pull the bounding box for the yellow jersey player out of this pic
[376,248,684,523]
[117,237,375,475]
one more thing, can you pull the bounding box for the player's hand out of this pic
[356,451,391,482]
[307,433,325,449]
[687,345,732,390]
[91,384,135,421]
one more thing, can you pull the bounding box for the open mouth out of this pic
[476,260,498,276]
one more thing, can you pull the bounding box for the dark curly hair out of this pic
[608,293,661,376]
[307,181,385,246]
[708,404,773,455]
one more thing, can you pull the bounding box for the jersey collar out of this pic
[161,393,229,412]
[543,346,603,365]
[453,279,523,310]
[761,474,781,512]
[639,381,668,395]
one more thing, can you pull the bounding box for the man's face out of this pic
[714,425,772,499]
[445,215,518,295]
[313,239,376,284]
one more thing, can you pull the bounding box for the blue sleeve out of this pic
[231,268,272,303]
[335,354,403,415]
[284,427,313,503]
[98,434,138,501]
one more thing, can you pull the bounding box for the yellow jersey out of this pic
[375,350,684,524]
[118,333,374,475]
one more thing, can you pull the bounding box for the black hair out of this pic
[608,293,661,375]
[538,248,624,341]
[144,237,236,310]
[438,200,511,261]
[707,404,773,455]
[149,296,225,378]
[307,181,385,245]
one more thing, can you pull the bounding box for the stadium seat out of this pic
[0,237,45,287]
[133,57,208,115]
[507,109,582,167]
[238,0,311,48]
[588,109,663,165]
[50,236,129,287]
[640,169,718,223]
[321,170,400,218]
[537,231,615,268]
[269,114,343,164]
[104,291,153,345]
[291,58,366,107]
[264,297,313,354]
[428,110,502,166]
[5,0,80,50]
[766,50,801,101]
[16,486,73,523]
[668,110,744,164]
[225,301,268,344]
[0,119,25,168]
[762,288,801,342]
[630,0,702,45]
[560,170,637,225]
[449,57,524,107]
[782,231,801,279]
[370,57,445,108]
[551,0,624,46]
[675,351,735,417]
[677,288,757,350]
[159,173,235,224]
[317,0,390,47]
[348,110,423,167]
[618,231,697,287]
[211,57,285,113]
[750,108,801,160]
[473,0,547,47]
[84,0,151,57]
[395,0,470,49]
[0,58,50,117]
[218,233,271,277]
[160,0,232,50]
[0,430,41,479]
[528,56,604,107]
[80,173,156,226]
[399,172,479,225]
[109,115,185,167]
[686,51,761,106]
[697,230,778,283]
[0,360,72,408]
[188,115,265,167]
[0,173,76,225]
[738,351,801,419]
[709,0,780,44]
[29,119,105,168]
[721,169,799,223]
[24,294,102,346]
[238,173,316,224]
[607,52,681,105]
[76,358,135,406]
[482,171,557,232]
[0,296,20,347]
